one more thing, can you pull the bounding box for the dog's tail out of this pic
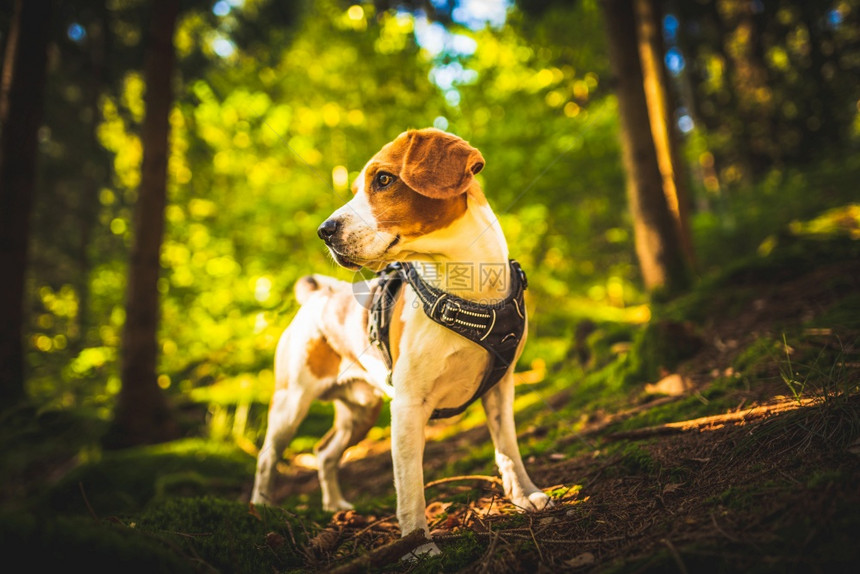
[294,274,342,305]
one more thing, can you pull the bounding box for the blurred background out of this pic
[1,0,859,449]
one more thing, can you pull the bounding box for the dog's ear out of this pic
[400,129,484,199]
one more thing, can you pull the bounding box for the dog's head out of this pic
[318,128,485,271]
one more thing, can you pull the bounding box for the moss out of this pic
[581,321,636,370]
[396,529,484,573]
[732,336,782,378]
[602,443,657,477]
[805,289,860,331]
[47,439,256,516]
[0,512,195,573]
[0,406,106,506]
[615,378,742,433]
[591,319,705,391]
[707,485,757,511]
[663,234,860,329]
[437,441,496,479]
[137,497,310,572]
[805,469,847,489]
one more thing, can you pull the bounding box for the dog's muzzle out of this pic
[317,218,340,244]
[318,218,362,270]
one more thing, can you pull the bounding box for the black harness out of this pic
[368,260,528,419]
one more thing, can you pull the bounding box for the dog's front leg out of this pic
[389,395,441,557]
[482,371,551,511]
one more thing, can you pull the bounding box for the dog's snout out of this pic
[317,219,341,242]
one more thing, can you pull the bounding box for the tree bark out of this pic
[633,0,695,270]
[107,0,181,448]
[0,0,52,405]
[601,0,689,296]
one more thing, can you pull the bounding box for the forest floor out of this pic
[258,235,860,574]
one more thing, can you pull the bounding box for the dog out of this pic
[251,128,550,555]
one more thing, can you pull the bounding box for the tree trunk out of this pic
[0,0,52,405]
[70,3,111,359]
[633,0,695,271]
[601,0,689,296]
[797,1,840,148]
[106,0,181,448]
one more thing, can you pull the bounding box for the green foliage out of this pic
[546,228,860,442]
[675,0,860,182]
[23,0,860,454]
[24,0,648,456]
[692,158,860,275]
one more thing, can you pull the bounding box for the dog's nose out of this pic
[317,219,340,242]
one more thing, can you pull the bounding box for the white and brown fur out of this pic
[251,128,550,555]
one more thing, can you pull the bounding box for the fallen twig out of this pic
[709,512,739,543]
[425,475,502,489]
[351,513,396,538]
[528,518,545,563]
[328,529,429,574]
[78,482,99,521]
[479,529,501,574]
[605,399,818,441]
[661,538,689,574]
[432,530,625,545]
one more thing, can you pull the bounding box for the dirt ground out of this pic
[267,399,859,573]
[264,251,860,573]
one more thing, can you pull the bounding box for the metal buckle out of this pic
[368,310,379,342]
[515,262,528,290]
[368,287,383,342]
[441,299,461,325]
[383,261,402,278]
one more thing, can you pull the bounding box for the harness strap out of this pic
[367,266,403,372]
[368,260,528,420]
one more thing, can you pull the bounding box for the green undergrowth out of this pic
[667,232,860,326]
[523,232,860,456]
[382,530,486,574]
[46,438,255,517]
[0,405,107,508]
[686,471,860,574]
[0,497,313,573]
[612,385,738,433]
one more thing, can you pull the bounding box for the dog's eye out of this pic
[375,172,395,189]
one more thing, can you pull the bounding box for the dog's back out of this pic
[280,273,384,388]
[293,274,346,305]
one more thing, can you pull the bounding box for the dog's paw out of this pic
[322,499,355,512]
[512,490,553,512]
[249,491,271,506]
[528,490,553,511]
[402,542,441,561]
